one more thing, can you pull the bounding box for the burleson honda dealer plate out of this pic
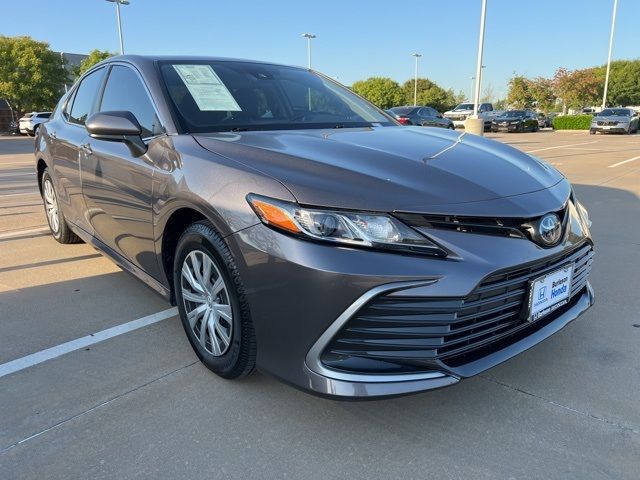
[528,264,574,321]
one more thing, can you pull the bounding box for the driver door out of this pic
[80,64,165,280]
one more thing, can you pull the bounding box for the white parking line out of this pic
[608,155,640,168]
[0,226,50,240]
[525,141,598,154]
[0,191,39,198]
[0,308,178,379]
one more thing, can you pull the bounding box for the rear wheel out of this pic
[41,169,81,244]
[173,221,256,379]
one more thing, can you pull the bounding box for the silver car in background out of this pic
[590,108,639,134]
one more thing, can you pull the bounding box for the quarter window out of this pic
[99,66,163,138]
[69,68,106,125]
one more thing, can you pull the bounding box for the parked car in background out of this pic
[387,106,454,129]
[35,55,594,399]
[537,112,552,128]
[491,110,539,132]
[443,102,493,129]
[590,108,639,134]
[19,112,52,136]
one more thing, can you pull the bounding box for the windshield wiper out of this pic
[229,127,250,132]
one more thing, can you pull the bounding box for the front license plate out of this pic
[602,125,612,130]
[527,264,573,321]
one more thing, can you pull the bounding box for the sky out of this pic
[3,0,639,101]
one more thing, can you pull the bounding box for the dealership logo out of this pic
[538,286,547,300]
[537,213,562,246]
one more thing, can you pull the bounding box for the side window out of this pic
[69,68,106,125]
[99,65,163,138]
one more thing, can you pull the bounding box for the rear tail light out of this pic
[397,117,410,125]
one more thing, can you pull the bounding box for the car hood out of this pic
[595,115,631,122]
[193,126,566,214]
[494,116,524,122]
[444,109,473,115]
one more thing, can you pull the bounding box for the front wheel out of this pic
[174,221,256,379]
[41,169,81,244]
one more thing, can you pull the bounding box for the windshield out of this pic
[453,103,474,111]
[600,108,631,117]
[503,110,526,118]
[160,61,393,133]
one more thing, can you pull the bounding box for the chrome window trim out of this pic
[304,278,448,383]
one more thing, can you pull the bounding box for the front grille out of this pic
[320,244,594,374]
[598,121,618,126]
[446,114,467,121]
[394,203,569,242]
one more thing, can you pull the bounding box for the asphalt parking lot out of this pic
[0,130,639,479]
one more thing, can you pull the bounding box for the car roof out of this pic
[97,54,305,71]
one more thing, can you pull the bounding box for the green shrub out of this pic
[552,115,593,130]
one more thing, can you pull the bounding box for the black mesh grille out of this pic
[321,244,594,374]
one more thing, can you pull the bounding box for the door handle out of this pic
[80,143,93,155]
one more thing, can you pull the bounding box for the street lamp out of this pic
[472,0,487,118]
[602,0,619,109]
[301,33,316,69]
[106,0,130,55]
[412,53,422,106]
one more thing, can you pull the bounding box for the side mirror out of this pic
[85,111,147,157]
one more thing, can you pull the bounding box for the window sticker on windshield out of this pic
[172,64,242,111]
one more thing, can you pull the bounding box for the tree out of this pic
[0,35,68,113]
[73,49,115,79]
[506,75,535,109]
[528,77,556,112]
[480,83,495,103]
[552,67,602,110]
[351,77,403,109]
[401,78,456,112]
[601,60,640,106]
[452,89,467,105]
[493,98,508,110]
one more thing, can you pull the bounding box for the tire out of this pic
[589,129,596,135]
[41,169,81,244]
[173,221,256,379]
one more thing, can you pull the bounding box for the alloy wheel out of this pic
[43,178,60,234]
[181,250,233,356]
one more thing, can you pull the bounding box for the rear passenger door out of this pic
[50,67,106,234]
[80,64,164,279]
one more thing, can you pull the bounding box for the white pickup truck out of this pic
[444,103,494,129]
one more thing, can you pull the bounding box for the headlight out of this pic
[576,201,592,228]
[510,121,520,125]
[247,194,446,256]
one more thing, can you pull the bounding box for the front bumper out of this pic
[229,195,594,399]
[591,126,628,134]
[492,123,521,132]
[304,282,593,398]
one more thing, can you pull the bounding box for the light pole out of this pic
[473,0,487,117]
[61,52,68,92]
[412,53,422,106]
[301,33,316,69]
[602,0,619,109]
[469,76,475,101]
[106,0,130,55]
